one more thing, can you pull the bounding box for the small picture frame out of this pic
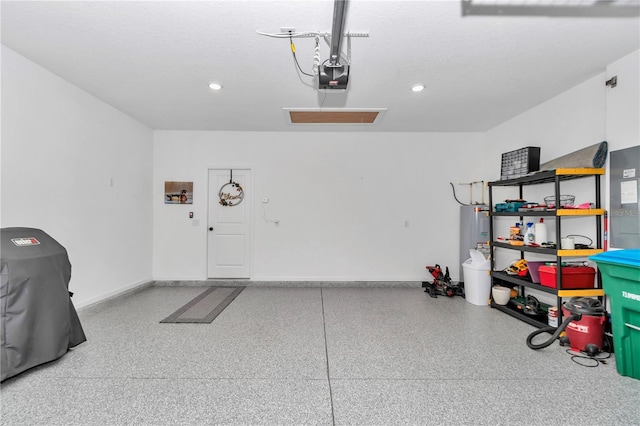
[165,181,193,204]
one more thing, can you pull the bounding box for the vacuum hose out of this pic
[526,314,581,350]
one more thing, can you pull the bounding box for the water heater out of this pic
[459,205,490,282]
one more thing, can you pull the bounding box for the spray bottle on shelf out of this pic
[534,218,547,245]
[524,222,535,245]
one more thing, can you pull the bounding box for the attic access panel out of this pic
[284,108,387,125]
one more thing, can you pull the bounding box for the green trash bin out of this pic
[590,249,640,381]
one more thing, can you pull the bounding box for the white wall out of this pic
[4,41,636,305]
[1,46,154,307]
[153,51,639,285]
[153,131,489,282]
[486,69,608,268]
[606,49,640,154]
[485,74,607,170]
[485,49,639,259]
[484,49,639,304]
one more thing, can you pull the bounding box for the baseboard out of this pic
[75,278,154,309]
[153,280,423,288]
[152,275,206,281]
[251,276,425,282]
[153,275,425,283]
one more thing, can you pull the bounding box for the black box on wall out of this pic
[501,147,540,180]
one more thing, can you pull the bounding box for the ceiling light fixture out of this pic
[208,82,223,91]
[411,84,425,92]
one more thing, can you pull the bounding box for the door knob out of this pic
[209,227,214,231]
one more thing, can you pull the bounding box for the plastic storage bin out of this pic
[500,146,540,180]
[590,249,640,381]
[538,265,596,289]
[527,261,546,284]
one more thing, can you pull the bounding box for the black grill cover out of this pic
[1,228,86,381]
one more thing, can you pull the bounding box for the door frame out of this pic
[205,165,255,280]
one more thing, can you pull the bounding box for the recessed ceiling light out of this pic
[208,82,223,91]
[411,84,425,92]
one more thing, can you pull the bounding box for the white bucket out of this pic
[462,259,491,306]
[561,237,575,250]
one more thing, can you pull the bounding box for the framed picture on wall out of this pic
[164,181,193,204]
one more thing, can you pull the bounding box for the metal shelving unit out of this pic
[487,168,605,328]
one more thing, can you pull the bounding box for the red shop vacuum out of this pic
[526,297,606,355]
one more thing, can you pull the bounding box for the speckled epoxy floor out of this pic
[2,285,639,425]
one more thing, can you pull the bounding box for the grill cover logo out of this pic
[11,238,40,247]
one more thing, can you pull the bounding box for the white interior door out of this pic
[207,168,251,278]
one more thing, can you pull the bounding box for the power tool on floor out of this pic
[422,264,465,298]
[510,295,546,316]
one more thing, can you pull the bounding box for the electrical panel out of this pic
[610,145,640,248]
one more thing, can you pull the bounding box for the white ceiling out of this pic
[2,0,639,132]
